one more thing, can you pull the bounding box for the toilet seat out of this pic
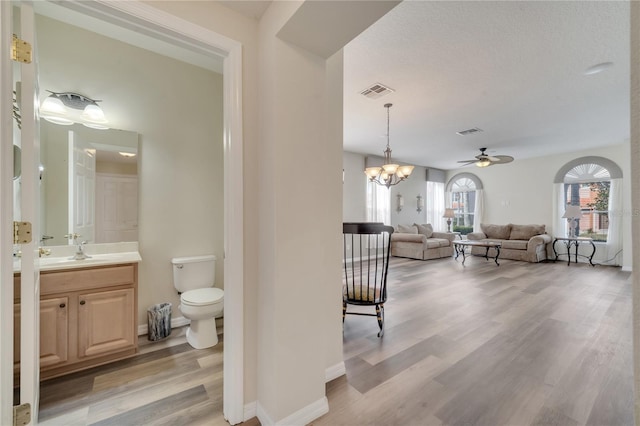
[181,288,224,306]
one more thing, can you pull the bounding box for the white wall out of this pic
[143,0,263,409]
[343,152,428,226]
[343,151,367,221]
[446,141,632,268]
[389,166,427,227]
[35,15,225,326]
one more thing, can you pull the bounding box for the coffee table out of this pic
[453,240,502,266]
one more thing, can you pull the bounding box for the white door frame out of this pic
[1,2,16,424]
[2,1,245,424]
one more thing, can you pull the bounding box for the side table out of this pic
[553,236,596,266]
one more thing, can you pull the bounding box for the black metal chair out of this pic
[342,222,394,337]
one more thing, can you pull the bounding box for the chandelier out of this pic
[364,103,414,188]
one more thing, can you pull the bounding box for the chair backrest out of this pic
[342,222,394,305]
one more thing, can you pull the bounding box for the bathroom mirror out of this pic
[40,121,139,246]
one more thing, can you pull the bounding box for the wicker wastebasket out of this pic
[147,302,172,341]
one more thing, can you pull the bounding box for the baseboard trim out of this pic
[244,401,257,421]
[622,266,632,272]
[257,397,329,426]
[256,402,274,426]
[325,362,346,382]
[137,316,190,336]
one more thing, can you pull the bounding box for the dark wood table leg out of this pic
[588,241,596,266]
[553,239,559,262]
[494,246,500,266]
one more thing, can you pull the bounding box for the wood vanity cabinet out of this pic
[14,263,138,380]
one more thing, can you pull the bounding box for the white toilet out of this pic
[171,255,224,349]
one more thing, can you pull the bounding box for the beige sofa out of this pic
[391,224,456,260]
[466,223,552,262]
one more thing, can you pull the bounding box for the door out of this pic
[68,130,96,243]
[95,174,138,243]
[1,1,41,425]
[77,288,135,358]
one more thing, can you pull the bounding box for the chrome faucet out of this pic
[65,233,92,260]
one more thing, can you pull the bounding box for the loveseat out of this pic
[390,224,456,260]
[466,223,552,263]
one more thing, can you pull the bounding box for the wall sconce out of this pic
[416,195,423,213]
[443,208,455,233]
[40,91,109,130]
[396,194,404,212]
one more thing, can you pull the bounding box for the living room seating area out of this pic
[390,224,456,260]
[467,223,552,263]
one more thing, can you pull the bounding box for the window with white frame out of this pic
[446,175,480,235]
[561,163,612,242]
[554,156,623,266]
[366,181,390,225]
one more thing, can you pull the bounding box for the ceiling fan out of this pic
[457,147,514,168]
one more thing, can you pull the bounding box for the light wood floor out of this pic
[37,256,633,426]
[314,256,633,426]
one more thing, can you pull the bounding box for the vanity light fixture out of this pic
[396,194,404,212]
[416,195,423,213]
[40,91,109,130]
[119,152,136,158]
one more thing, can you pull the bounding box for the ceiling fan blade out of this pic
[491,155,514,164]
[457,160,476,164]
[486,155,500,162]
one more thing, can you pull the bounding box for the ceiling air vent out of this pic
[360,83,394,99]
[456,128,483,136]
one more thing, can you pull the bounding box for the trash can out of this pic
[147,302,172,341]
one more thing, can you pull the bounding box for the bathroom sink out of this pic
[12,242,141,272]
[38,252,142,271]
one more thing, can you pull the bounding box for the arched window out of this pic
[554,156,622,244]
[446,173,483,234]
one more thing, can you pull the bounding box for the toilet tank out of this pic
[171,254,216,293]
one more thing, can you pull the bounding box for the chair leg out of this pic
[376,304,384,337]
[342,302,347,323]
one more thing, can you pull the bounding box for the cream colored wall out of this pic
[446,142,632,268]
[630,1,640,418]
[143,0,262,408]
[257,1,341,420]
[35,16,225,325]
[96,161,137,176]
[343,151,367,221]
[390,166,427,226]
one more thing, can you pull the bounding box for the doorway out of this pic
[6,1,244,424]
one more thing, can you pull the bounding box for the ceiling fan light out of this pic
[476,159,491,167]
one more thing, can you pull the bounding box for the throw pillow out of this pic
[414,223,434,238]
[509,224,545,240]
[480,223,512,240]
[397,224,418,234]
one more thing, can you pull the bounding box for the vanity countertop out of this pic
[13,242,141,272]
